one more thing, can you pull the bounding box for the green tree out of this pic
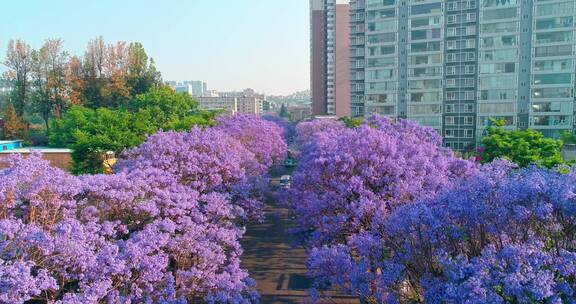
[2,102,26,139]
[3,39,33,118]
[50,88,217,174]
[128,86,200,130]
[126,42,162,96]
[279,103,291,120]
[339,116,364,128]
[560,131,576,145]
[50,106,150,174]
[481,118,565,168]
[31,39,69,131]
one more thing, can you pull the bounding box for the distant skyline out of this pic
[0,0,310,95]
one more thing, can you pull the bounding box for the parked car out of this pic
[284,157,296,168]
[279,175,291,189]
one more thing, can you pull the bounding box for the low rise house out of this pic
[0,141,72,170]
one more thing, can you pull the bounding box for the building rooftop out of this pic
[0,147,72,154]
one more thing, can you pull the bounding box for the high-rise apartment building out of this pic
[349,0,576,151]
[311,0,352,117]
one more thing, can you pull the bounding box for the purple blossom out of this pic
[0,118,286,303]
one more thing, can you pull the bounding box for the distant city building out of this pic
[196,97,238,115]
[345,0,576,151]
[237,97,263,115]
[218,89,266,114]
[196,95,263,116]
[166,80,208,96]
[288,105,313,121]
[310,0,351,117]
[184,81,208,96]
[173,83,193,95]
[204,90,220,97]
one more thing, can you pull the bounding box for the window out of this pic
[366,81,397,92]
[368,57,396,68]
[535,31,573,45]
[411,28,442,40]
[367,69,395,80]
[531,102,572,113]
[535,45,573,57]
[367,9,396,20]
[410,79,442,89]
[367,33,397,44]
[480,63,516,74]
[532,115,569,126]
[410,41,441,52]
[482,21,517,34]
[410,92,441,102]
[411,2,442,15]
[535,17,574,30]
[368,46,396,56]
[533,87,572,99]
[410,67,442,77]
[536,2,575,17]
[480,89,516,101]
[368,20,397,32]
[533,73,572,85]
[533,59,572,72]
[480,75,517,89]
[409,54,442,65]
[481,35,518,47]
[446,66,456,75]
[411,17,440,27]
[409,104,442,115]
[464,78,475,87]
[479,103,515,114]
[482,0,518,7]
[367,0,396,9]
[482,7,517,21]
[481,49,518,61]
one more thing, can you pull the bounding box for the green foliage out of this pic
[560,131,576,145]
[339,116,364,128]
[481,119,565,168]
[128,86,198,129]
[278,104,291,120]
[50,88,218,174]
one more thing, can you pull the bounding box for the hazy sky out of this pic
[0,0,310,95]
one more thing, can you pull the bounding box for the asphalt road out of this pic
[241,166,359,304]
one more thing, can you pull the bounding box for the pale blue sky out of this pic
[0,0,310,95]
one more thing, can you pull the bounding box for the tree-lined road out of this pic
[241,168,359,303]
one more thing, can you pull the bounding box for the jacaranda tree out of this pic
[309,160,576,303]
[215,114,287,173]
[0,117,287,303]
[289,115,478,301]
[294,118,345,146]
[262,115,296,143]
